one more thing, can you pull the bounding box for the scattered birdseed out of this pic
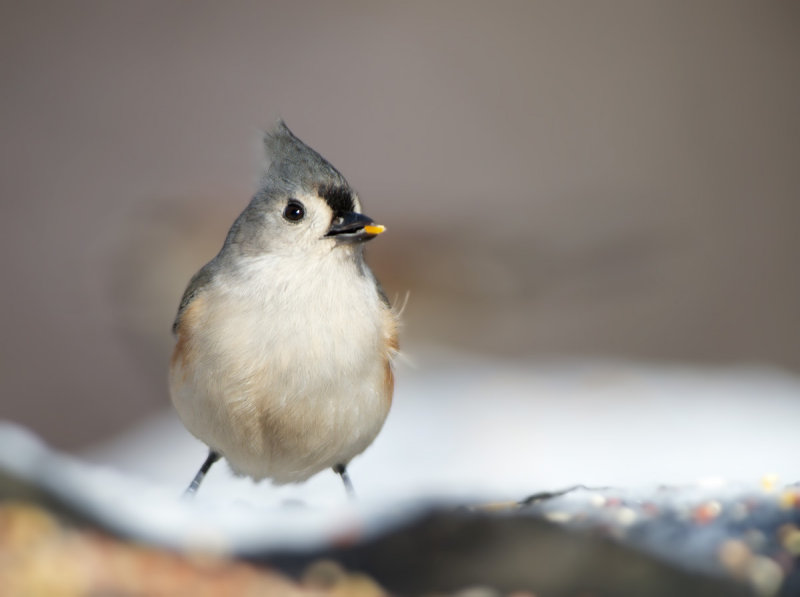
[589,493,606,508]
[779,490,800,510]
[779,526,800,555]
[517,479,800,594]
[761,474,780,493]
[718,539,752,577]
[747,555,784,596]
[543,511,572,524]
[693,500,722,524]
[615,507,637,527]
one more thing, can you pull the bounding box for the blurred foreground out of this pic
[2,355,800,595]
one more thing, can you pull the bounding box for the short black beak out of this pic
[326,212,386,243]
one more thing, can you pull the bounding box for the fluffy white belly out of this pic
[170,256,394,484]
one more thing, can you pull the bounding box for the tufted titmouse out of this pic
[169,121,398,498]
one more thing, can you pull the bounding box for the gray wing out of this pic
[172,262,217,335]
[375,278,392,309]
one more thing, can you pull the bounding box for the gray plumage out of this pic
[173,121,360,334]
[169,121,398,490]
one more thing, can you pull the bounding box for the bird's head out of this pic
[226,121,385,259]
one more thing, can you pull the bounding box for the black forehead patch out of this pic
[318,184,355,214]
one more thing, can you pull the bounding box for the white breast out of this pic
[169,249,395,484]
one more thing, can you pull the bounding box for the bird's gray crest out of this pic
[261,120,350,197]
[173,121,365,332]
[260,121,357,214]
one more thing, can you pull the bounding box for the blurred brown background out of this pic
[1,1,799,450]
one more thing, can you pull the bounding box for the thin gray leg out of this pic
[184,449,221,497]
[333,463,356,499]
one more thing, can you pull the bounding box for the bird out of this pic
[168,121,399,498]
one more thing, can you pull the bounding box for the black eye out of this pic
[283,199,305,222]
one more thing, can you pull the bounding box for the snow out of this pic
[3,350,800,553]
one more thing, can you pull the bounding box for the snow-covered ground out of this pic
[84,349,800,500]
[3,349,800,552]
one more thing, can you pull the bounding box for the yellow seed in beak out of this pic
[364,224,386,235]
